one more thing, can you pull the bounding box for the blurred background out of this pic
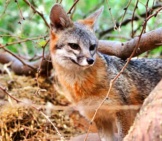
[0,0,162,58]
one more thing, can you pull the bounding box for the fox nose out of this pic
[86,58,94,65]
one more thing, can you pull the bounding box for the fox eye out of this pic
[90,44,96,51]
[68,43,80,50]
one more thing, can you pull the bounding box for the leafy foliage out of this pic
[0,0,162,57]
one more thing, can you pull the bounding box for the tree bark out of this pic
[0,52,52,76]
[98,28,162,59]
[124,80,162,141]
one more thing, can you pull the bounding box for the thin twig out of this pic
[59,0,63,4]
[1,47,36,70]
[0,0,11,18]
[119,0,132,28]
[3,62,13,80]
[145,0,150,17]
[0,86,21,103]
[23,0,50,28]
[40,111,65,140]
[0,85,65,141]
[99,4,162,38]
[105,0,117,30]
[0,35,48,48]
[15,0,25,23]
[67,0,80,14]
[35,39,50,88]
[131,0,139,37]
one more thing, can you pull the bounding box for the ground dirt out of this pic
[0,71,97,141]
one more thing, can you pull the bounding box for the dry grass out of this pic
[0,73,87,141]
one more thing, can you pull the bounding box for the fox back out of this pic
[49,4,162,141]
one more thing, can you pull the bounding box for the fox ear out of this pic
[79,6,104,31]
[50,4,73,32]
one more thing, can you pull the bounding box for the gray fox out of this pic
[49,4,162,141]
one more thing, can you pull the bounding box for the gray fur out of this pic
[103,55,162,104]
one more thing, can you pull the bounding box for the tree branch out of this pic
[99,4,162,38]
[23,0,50,28]
[98,27,162,59]
[0,27,161,76]
[67,0,80,14]
[0,52,52,76]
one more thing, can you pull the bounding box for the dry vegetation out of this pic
[0,72,96,141]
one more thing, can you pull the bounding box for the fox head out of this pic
[50,4,103,70]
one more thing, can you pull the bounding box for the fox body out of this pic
[49,4,162,141]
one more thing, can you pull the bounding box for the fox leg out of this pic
[116,110,137,141]
[95,117,117,141]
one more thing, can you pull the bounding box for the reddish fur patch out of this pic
[53,55,108,103]
[74,58,105,100]
[129,85,141,105]
[73,69,97,101]
[50,31,58,53]
[78,19,94,29]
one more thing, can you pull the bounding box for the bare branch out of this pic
[131,0,139,37]
[0,27,161,76]
[0,52,52,76]
[67,0,80,14]
[0,7,161,76]
[0,35,48,47]
[23,0,50,28]
[0,0,11,18]
[99,4,162,38]
[1,47,36,70]
[119,0,132,29]
[98,27,162,59]
[15,0,25,24]
[105,0,117,30]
